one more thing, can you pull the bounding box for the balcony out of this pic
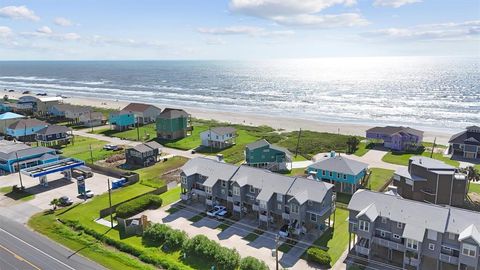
[403,257,420,267]
[373,237,405,252]
[233,205,242,212]
[282,212,290,220]
[192,188,206,197]
[227,196,233,202]
[252,204,259,211]
[439,253,459,265]
[259,213,268,222]
[206,199,213,206]
[355,245,370,256]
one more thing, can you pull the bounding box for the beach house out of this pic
[244,139,292,172]
[0,140,59,173]
[125,141,162,167]
[35,125,71,147]
[180,157,335,234]
[6,118,48,142]
[18,96,62,116]
[0,101,13,113]
[49,104,91,122]
[366,126,423,151]
[200,127,236,149]
[120,103,162,125]
[393,156,467,206]
[0,112,25,135]
[448,126,480,161]
[347,189,480,270]
[307,155,368,194]
[79,112,105,127]
[156,108,191,140]
[109,112,135,131]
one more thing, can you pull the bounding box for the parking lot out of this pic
[137,203,320,270]
[0,171,111,222]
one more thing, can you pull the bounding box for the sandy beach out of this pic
[4,91,454,144]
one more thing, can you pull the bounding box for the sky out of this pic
[0,0,478,60]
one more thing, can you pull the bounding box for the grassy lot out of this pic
[60,136,121,163]
[284,168,307,177]
[469,182,480,194]
[93,124,157,142]
[312,208,350,266]
[243,228,264,242]
[136,156,188,188]
[292,155,308,161]
[159,125,209,150]
[353,142,370,157]
[382,150,459,167]
[0,186,35,201]
[368,168,395,191]
[159,186,181,206]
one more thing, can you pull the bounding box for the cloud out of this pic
[197,25,295,38]
[54,17,73,27]
[0,26,12,38]
[373,0,421,8]
[37,26,53,34]
[205,37,227,45]
[88,35,165,48]
[22,28,81,41]
[229,0,366,27]
[363,20,480,41]
[0,5,39,21]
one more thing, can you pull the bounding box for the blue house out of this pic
[109,112,135,131]
[6,118,48,142]
[0,112,25,135]
[307,155,368,194]
[0,102,13,113]
[0,141,58,173]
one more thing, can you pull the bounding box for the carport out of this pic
[20,158,85,187]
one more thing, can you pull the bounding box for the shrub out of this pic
[239,256,269,270]
[116,194,162,218]
[143,223,170,244]
[183,235,240,269]
[143,223,187,250]
[164,229,187,250]
[306,247,331,266]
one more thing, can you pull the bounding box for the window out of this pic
[381,217,387,224]
[291,204,299,214]
[259,201,267,209]
[181,176,187,185]
[310,213,317,222]
[338,173,343,179]
[448,233,456,240]
[249,185,255,193]
[277,193,283,202]
[277,203,282,210]
[308,200,313,206]
[343,174,347,180]
[322,170,326,176]
[428,243,435,251]
[329,172,333,177]
[221,181,227,187]
[205,187,212,194]
[359,220,370,232]
[406,239,418,250]
[427,230,437,241]
[393,234,401,240]
[397,222,403,229]
[233,186,240,196]
[221,189,225,194]
[462,243,476,257]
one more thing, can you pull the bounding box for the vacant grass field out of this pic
[312,208,350,266]
[136,156,188,188]
[382,151,459,167]
[368,168,395,191]
[60,136,121,163]
[469,182,480,194]
[353,142,370,157]
[93,124,157,142]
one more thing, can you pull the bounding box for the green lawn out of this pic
[60,136,120,163]
[93,124,157,142]
[159,125,209,150]
[188,213,207,222]
[284,168,307,177]
[0,186,35,201]
[159,186,181,206]
[242,228,264,242]
[382,151,459,167]
[292,155,308,161]
[469,182,480,194]
[136,156,189,188]
[312,208,350,266]
[353,142,370,157]
[368,168,395,191]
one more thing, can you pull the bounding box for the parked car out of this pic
[59,196,73,206]
[36,92,48,96]
[278,224,290,238]
[103,144,122,151]
[22,91,30,94]
[207,206,227,218]
[82,189,94,199]
[8,89,14,92]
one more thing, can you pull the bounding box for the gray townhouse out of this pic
[180,157,336,236]
[347,189,480,270]
[393,156,467,207]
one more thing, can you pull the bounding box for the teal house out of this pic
[109,112,135,131]
[307,155,368,194]
[245,139,292,172]
[156,108,190,140]
[0,141,59,173]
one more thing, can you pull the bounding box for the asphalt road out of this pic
[0,216,105,270]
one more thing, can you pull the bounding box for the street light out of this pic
[14,151,24,189]
[275,234,279,270]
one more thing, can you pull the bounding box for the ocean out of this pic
[0,57,478,132]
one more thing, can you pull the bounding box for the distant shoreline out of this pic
[4,91,454,145]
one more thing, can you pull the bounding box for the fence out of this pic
[86,163,139,185]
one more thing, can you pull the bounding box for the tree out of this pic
[346,136,360,154]
[462,166,480,193]
[50,198,60,210]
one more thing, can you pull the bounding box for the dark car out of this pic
[8,89,14,92]
[59,196,73,206]
[22,91,30,94]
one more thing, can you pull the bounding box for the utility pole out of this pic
[275,234,279,270]
[90,111,94,133]
[136,119,140,141]
[108,178,113,228]
[430,137,436,158]
[89,144,94,164]
[294,128,302,158]
[14,151,24,189]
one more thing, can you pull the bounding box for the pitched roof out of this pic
[356,203,379,222]
[181,157,239,187]
[131,141,163,153]
[36,125,70,135]
[122,103,161,113]
[8,118,48,130]
[458,225,480,246]
[246,139,292,157]
[366,126,424,137]
[158,108,188,119]
[52,104,90,114]
[0,112,25,120]
[207,127,236,136]
[287,177,333,205]
[409,156,455,170]
[144,141,163,150]
[448,126,480,146]
[0,141,56,161]
[309,156,368,175]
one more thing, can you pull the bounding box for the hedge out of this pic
[239,256,269,270]
[182,235,240,270]
[306,247,331,266]
[116,194,162,218]
[143,223,187,250]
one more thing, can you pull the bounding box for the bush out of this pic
[142,223,187,250]
[164,229,187,250]
[239,256,269,270]
[183,235,240,270]
[306,247,331,266]
[143,223,170,244]
[116,194,162,218]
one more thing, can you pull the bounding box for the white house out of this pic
[18,96,62,116]
[200,127,236,149]
[79,112,105,127]
[120,103,162,125]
